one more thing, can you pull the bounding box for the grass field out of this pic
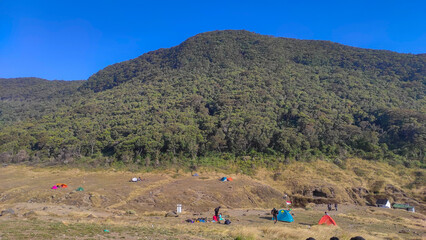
[0,162,424,239]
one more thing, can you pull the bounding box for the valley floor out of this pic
[0,165,424,239]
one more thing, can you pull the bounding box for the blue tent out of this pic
[220,177,227,181]
[276,209,294,222]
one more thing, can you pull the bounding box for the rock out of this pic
[165,211,178,217]
[399,229,410,234]
[87,214,96,218]
[42,207,48,211]
[0,208,15,216]
[126,210,136,215]
[23,210,37,218]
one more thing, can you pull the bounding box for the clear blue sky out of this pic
[1,0,425,80]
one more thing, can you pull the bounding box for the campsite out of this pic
[0,163,425,240]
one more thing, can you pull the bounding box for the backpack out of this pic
[224,219,231,225]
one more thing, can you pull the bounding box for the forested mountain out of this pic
[0,30,424,168]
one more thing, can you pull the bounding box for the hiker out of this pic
[325,211,328,216]
[271,208,279,224]
[214,206,221,222]
[138,177,142,181]
[334,203,338,211]
[327,204,332,211]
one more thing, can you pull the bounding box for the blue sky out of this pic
[0,0,425,80]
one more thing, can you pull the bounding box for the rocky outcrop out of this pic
[292,186,336,198]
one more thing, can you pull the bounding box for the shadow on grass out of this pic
[298,222,313,226]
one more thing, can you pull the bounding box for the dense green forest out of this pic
[0,30,424,168]
[0,78,83,126]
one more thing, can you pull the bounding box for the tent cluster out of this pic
[51,183,68,189]
[273,209,337,226]
[130,177,142,182]
[51,184,84,192]
[220,177,233,182]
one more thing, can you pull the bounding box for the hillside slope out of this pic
[0,78,84,126]
[0,30,424,167]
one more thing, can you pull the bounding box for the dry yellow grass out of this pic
[0,162,424,240]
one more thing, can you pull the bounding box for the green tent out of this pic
[392,203,415,212]
[76,187,84,191]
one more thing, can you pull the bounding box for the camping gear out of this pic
[103,229,109,233]
[393,203,415,212]
[227,177,233,181]
[192,173,199,176]
[219,214,223,221]
[131,177,138,182]
[318,215,337,226]
[76,187,84,191]
[51,185,58,189]
[220,177,227,181]
[213,215,218,221]
[224,219,231,225]
[177,204,182,213]
[275,209,294,222]
[56,184,68,188]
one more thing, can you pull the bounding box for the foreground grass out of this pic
[0,217,393,240]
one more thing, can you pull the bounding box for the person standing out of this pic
[214,206,221,223]
[334,203,338,211]
[327,204,332,211]
[271,208,279,224]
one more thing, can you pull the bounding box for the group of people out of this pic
[328,203,338,211]
[213,206,231,224]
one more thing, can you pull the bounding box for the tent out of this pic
[276,209,294,222]
[220,177,227,182]
[318,215,337,226]
[227,177,233,181]
[192,173,199,177]
[76,187,84,191]
[55,184,68,188]
[376,199,391,208]
[51,185,58,189]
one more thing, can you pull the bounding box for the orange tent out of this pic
[56,183,68,188]
[318,215,337,226]
[227,177,233,181]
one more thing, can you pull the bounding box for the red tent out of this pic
[318,215,337,226]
